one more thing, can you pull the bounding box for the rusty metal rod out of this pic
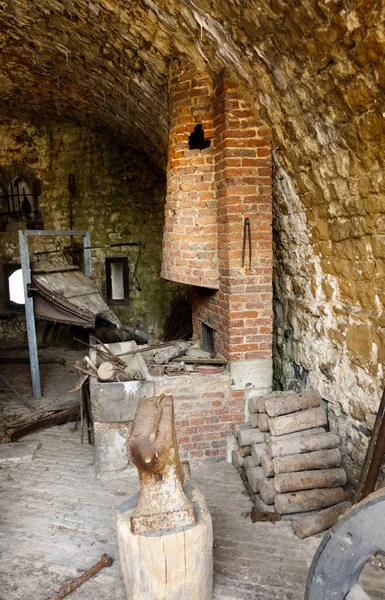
[356,386,385,501]
[362,390,385,499]
[44,553,113,600]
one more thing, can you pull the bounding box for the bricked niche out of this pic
[161,58,273,456]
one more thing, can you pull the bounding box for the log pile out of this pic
[232,389,351,537]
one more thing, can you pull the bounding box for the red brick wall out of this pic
[160,60,273,458]
[192,72,273,361]
[154,371,240,460]
[161,59,219,289]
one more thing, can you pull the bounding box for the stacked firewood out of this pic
[232,390,351,537]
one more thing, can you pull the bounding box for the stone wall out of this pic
[0,118,173,342]
[1,0,384,481]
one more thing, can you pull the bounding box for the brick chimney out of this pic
[162,58,273,420]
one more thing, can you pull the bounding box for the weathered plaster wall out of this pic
[0,118,172,340]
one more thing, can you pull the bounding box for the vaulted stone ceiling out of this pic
[1,1,383,169]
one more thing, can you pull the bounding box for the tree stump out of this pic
[118,482,213,600]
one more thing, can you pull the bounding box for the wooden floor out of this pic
[0,356,384,599]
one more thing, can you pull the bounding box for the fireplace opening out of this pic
[202,321,216,357]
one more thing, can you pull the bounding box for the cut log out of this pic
[274,487,346,515]
[154,341,192,364]
[246,466,264,493]
[238,427,265,446]
[244,456,255,470]
[269,427,325,446]
[265,390,321,418]
[249,413,259,428]
[268,432,340,458]
[255,397,265,413]
[261,455,275,478]
[260,478,276,505]
[249,397,259,413]
[268,407,327,437]
[97,361,120,382]
[233,422,248,439]
[251,442,268,466]
[273,448,342,474]
[258,413,269,432]
[231,450,244,469]
[239,445,251,457]
[292,501,351,539]
[249,396,267,413]
[274,468,347,494]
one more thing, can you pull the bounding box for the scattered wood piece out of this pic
[114,341,175,358]
[2,406,79,443]
[238,427,265,446]
[273,448,342,474]
[268,407,327,437]
[67,372,89,393]
[45,553,113,600]
[251,505,280,522]
[174,356,227,365]
[268,431,340,458]
[154,342,193,365]
[274,468,347,494]
[274,487,346,515]
[292,501,351,539]
[84,355,98,372]
[265,390,321,418]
